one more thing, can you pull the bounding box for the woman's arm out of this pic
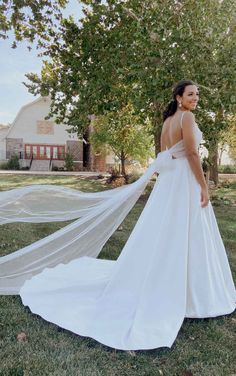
[182,112,206,187]
[182,112,209,207]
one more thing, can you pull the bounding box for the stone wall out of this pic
[19,159,30,169]
[6,138,23,159]
[52,160,65,169]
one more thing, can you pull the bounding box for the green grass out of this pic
[0,175,235,376]
[0,174,108,193]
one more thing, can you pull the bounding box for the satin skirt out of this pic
[20,158,236,350]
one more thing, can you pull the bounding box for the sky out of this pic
[0,0,84,125]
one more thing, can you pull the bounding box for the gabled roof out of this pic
[5,96,50,139]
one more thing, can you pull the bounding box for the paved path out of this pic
[0,169,109,177]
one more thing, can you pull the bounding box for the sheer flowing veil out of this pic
[0,155,166,295]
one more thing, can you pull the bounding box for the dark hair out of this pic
[163,79,198,121]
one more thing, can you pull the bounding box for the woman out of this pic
[0,80,235,351]
[161,80,209,208]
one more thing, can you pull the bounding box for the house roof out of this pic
[5,96,51,139]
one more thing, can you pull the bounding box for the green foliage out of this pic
[16,0,235,182]
[218,165,236,174]
[24,1,236,146]
[0,0,67,46]
[0,161,9,170]
[64,152,74,171]
[125,171,142,184]
[2,0,235,181]
[90,102,154,173]
[2,154,20,170]
[219,115,236,162]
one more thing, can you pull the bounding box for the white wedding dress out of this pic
[1,113,235,350]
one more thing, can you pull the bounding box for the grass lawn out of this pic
[0,175,235,376]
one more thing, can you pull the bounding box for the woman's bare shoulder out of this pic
[182,111,195,125]
[162,117,170,129]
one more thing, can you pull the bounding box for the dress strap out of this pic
[180,112,186,129]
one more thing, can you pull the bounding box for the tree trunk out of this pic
[218,147,223,166]
[120,150,126,175]
[154,128,162,155]
[153,101,163,155]
[83,126,92,169]
[209,109,226,185]
[208,140,219,185]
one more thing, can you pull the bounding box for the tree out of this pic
[193,2,236,184]
[218,115,236,163]
[227,128,236,162]
[90,102,154,175]
[0,0,67,47]
[24,0,236,183]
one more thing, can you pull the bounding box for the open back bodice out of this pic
[152,121,203,174]
[167,123,203,159]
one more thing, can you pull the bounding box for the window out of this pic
[26,145,31,158]
[46,147,51,159]
[40,146,45,157]
[32,146,37,157]
[53,147,58,159]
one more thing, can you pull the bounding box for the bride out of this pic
[0,80,235,351]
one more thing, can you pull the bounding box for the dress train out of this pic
[20,154,236,350]
[1,121,235,350]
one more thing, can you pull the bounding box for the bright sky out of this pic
[0,0,84,125]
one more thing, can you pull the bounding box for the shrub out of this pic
[0,161,9,170]
[64,152,74,171]
[125,172,142,184]
[111,176,126,187]
[106,166,121,184]
[218,165,236,174]
[201,157,210,173]
[2,154,20,170]
[8,154,20,170]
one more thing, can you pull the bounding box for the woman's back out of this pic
[161,111,184,151]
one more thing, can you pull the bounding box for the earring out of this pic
[178,102,182,108]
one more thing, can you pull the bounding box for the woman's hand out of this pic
[200,186,209,208]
